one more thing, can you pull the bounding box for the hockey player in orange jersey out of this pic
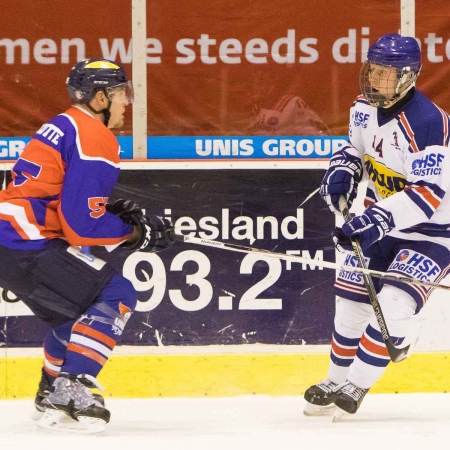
[0,58,175,433]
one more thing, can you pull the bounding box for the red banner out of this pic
[0,0,449,138]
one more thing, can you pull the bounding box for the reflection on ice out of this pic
[0,394,449,449]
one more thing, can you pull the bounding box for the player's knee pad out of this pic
[334,296,373,338]
[96,273,137,314]
[369,284,416,337]
[77,275,136,337]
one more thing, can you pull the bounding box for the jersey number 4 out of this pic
[373,137,384,158]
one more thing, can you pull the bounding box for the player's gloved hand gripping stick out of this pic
[338,195,410,363]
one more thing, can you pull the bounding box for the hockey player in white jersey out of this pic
[304,33,450,417]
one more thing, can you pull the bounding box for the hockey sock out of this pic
[327,297,373,384]
[328,331,360,383]
[347,285,416,389]
[61,274,136,378]
[347,324,396,388]
[42,320,75,382]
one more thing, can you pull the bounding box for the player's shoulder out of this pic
[352,94,371,108]
[401,91,450,150]
[61,106,120,162]
[62,106,111,134]
[404,90,449,125]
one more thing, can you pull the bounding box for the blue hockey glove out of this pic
[341,205,395,250]
[320,151,363,214]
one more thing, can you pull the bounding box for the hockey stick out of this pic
[173,233,450,292]
[338,196,409,363]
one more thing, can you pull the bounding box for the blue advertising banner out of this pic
[0,169,336,347]
[0,136,346,161]
[143,136,347,159]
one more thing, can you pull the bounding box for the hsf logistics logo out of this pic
[411,153,445,176]
[353,111,370,128]
[388,250,441,282]
[338,253,370,285]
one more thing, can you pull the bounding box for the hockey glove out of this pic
[320,151,363,215]
[106,199,143,224]
[331,227,353,253]
[340,205,395,250]
[122,214,175,253]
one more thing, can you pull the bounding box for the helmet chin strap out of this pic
[85,95,112,126]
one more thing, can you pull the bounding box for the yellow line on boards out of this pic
[1,352,450,399]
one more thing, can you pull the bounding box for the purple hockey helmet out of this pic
[360,34,422,108]
[367,33,421,74]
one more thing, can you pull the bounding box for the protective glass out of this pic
[106,81,134,104]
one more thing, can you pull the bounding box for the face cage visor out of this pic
[359,61,419,108]
[105,81,134,105]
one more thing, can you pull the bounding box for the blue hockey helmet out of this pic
[367,34,421,73]
[66,58,133,126]
[66,58,132,104]
[360,34,422,108]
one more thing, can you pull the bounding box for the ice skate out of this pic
[332,380,369,420]
[303,379,339,416]
[33,370,105,420]
[37,372,110,434]
[33,371,51,418]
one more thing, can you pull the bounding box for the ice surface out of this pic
[1,394,449,449]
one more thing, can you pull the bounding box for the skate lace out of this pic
[317,379,338,394]
[340,383,366,401]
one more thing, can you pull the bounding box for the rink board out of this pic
[1,350,450,399]
[2,162,450,399]
[1,166,337,347]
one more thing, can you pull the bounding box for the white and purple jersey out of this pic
[342,89,450,247]
[335,90,450,311]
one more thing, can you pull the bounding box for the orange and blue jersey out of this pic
[0,106,133,250]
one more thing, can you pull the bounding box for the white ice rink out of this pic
[1,394,449,450]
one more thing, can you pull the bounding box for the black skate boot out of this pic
[303,379,340,416]
[34,370,105,414]
[333,381,369,415]
[38,372,110,434]
[34,370,51,413]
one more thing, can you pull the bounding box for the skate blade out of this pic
[332,407,348,422]
[31,409,44,421]
[37,409,106,434]
[303,402,337,417]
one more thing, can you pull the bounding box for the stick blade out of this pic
[389,343,410,363]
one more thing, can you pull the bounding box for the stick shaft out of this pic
[174,234,450,292]
[338,196,409,363]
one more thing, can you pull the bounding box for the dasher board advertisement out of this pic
[0,169,336,347]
